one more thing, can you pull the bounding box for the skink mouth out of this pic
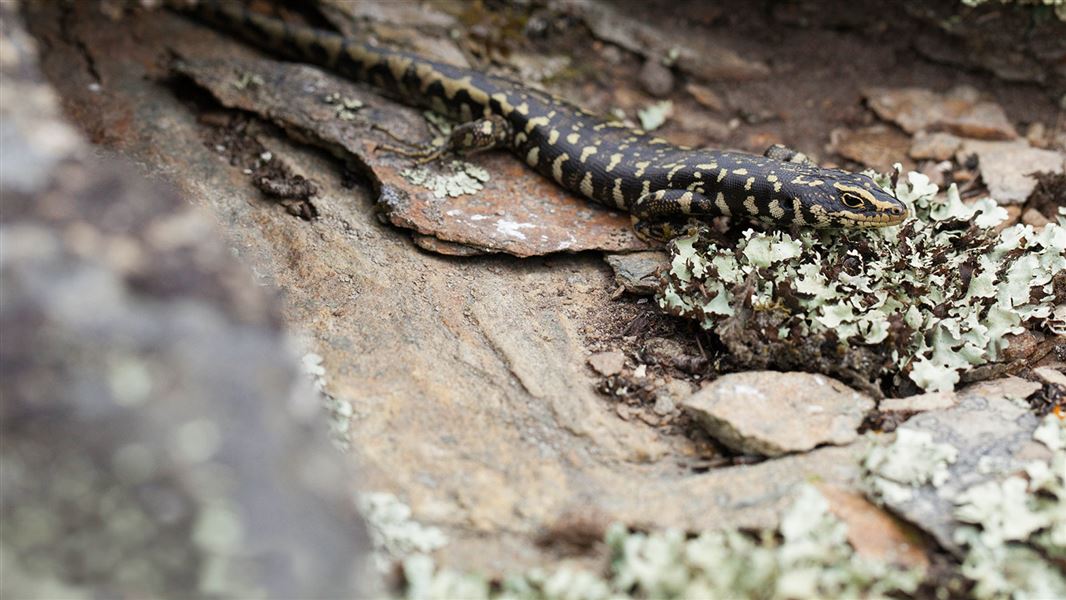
[841,211,908,227]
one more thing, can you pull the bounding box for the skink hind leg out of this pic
[763,143,817,167]
[376,114,513,165]
[629,188,720,242]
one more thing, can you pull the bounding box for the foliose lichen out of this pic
[637,100,673,132]
[358,492,448,573]
[953,415,1066,598]
[862,427,960,503]
[658,170,1065,393]
[397,486,921,600]
[402,160,491,198]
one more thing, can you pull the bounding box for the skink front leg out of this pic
[378,114,513,164]
[628,188,721,242]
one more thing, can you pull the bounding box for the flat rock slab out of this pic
[169,35,649,257]
[871,377,1045,555]
[957,139,1066,204]
[864,86,1017,141]
[683,371,875,457]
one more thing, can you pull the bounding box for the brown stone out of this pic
[639,58,674,97]
[828,125,912,172]
[865,86,1018,140]
[1022,207,1051,229]
[817,484,929,571]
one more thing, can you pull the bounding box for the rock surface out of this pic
[562,0,771,82]
[638,58,674,97]
[957,139,1066,204]
[865,86,1018,140]
[683,372,875,457]
[22,3,877,576]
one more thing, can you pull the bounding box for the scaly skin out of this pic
[170,1,908,236]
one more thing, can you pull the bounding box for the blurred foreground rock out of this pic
[0,8,367,597]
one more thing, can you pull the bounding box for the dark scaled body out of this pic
[173,1,908,235]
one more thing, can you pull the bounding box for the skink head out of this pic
[783,170,907,228]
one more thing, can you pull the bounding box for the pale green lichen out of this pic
[322,92,365,120]
[396,486,921,600]
[658,170,1065,393]
[862,427,960,503]
[637,100,673,131]
[402,160,491,198]
[953,415,1066,598]
[358,493,448,573]
[231,71,264,90]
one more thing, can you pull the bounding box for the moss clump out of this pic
[658,170,1065,394]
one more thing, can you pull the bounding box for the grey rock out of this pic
[604,251,669,295]
[683,372,875,457]
[1032,366,1066,387]
[869,377,1046,555]
[652,379,694,416]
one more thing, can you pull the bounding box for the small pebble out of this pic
[638,59,674,98]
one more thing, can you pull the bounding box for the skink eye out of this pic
[842,193,865,209]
